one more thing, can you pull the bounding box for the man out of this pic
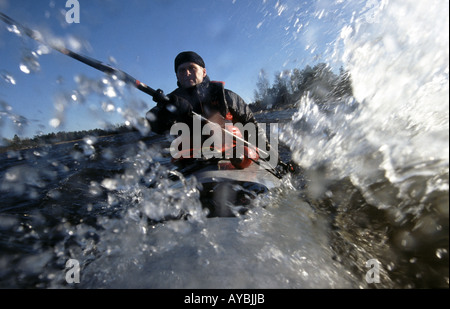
[146,51,266,161]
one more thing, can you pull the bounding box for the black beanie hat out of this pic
[174,51,205,73]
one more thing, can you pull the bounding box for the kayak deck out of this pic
[174,159,282,217]
[192,160,282,190]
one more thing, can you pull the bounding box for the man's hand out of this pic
[152,89,171,104]
[162,93,192,117]
[146,93,192,134]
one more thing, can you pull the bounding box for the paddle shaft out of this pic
[0,12,169,101]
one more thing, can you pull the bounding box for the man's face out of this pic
[176,62,207,88]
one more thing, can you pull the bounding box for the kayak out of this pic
[172,158,283,217]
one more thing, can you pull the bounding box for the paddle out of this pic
[0,12,169,101]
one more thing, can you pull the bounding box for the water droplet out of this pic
[5,171,18,181]
[0,101,13,112]
[67,35,82,51]
[101,178,118,191]
[83,136,97,145]
[49,118,61,128]
[102,102,115,112]
[36,44,51,56]
[6,24,21,35]
[146,111,156,122]
[103,86,117,98]
[436,248,448,259]
[108,56,117,64]
[19,64,31,74]
[0,72,16,85]
[89,182,103,197]
[166,104,176,113]
[20,51,41,74]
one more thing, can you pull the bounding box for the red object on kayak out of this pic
[171,124,259,169]
[230,145,259,169]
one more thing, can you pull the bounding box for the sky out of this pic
[0,0,359,139]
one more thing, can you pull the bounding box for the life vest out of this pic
[171,81,260,169]
[222,112,260,169]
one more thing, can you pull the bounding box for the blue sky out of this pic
[0,0,358,139]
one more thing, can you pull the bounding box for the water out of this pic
[280,0,449,288]
[0,0,448,289]
[0,130,354,289]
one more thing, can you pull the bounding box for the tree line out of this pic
[1,62,353,151]
[249,63,352,112]
[1,124,136,152]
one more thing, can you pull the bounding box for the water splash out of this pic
[283,0,448,206]
[6,23,21,35]
[19,50,41,74]
[280,0,449,288]
[0,71,16,85]
[336,0,449,167]
[0,100,29,136]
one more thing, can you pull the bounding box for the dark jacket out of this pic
[147,76,257,135]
